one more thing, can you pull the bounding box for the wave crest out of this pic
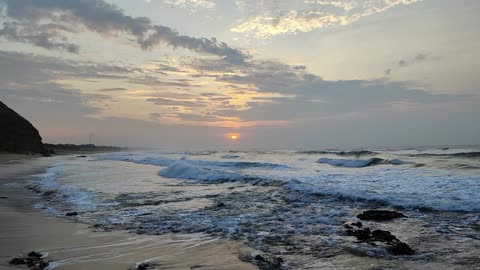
[317,158,409,168]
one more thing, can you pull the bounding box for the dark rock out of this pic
[0,196,8,199]
[0,101,46,154]
[77,155,87,158]
[137,262,153,269]
[65,212,78,216]
[357,210,407,221]
[351,222,363,227]
[9,257,26,265]
[42,190,57,196]
[216,202,226,208]
[27,251,43,259]
[38,261,50,269]
[345,226,415,256]
[346,227,371,241]
[254,254,284,269]
[390,242,415,255]
[371,230,397,242]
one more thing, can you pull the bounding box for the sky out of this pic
[0,0,479,150]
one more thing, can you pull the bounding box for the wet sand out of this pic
[0,156,256,270]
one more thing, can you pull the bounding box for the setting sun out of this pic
[226,133,239,140]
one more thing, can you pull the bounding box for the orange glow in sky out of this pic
[226,133,239,140]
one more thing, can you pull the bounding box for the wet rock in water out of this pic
[9,257,26,265]
[42,190,57,196]
[346,227,371,242]
[351,221,363,227]
[215,202,226,208]
[9,251,49,270]
[27,251,42,259]
[254,254,284,269]
[345,226,415,256]
[390,242,415,255]
[136,262,153,269]
[77,155,87,158]
[65,212,78,216]
[357,210,406,221]
[371,230,398,242]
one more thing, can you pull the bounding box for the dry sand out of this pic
[0,155,257,270]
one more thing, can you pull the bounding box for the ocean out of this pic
[24,147,480,269]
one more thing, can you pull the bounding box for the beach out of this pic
[0,156,256,270]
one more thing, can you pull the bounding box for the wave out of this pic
[413,152,480,158]
[282,180,480,212]
[158,161,246,181]
[221,155,240,159]
[317,158,409,168]
[299,150,378,156]
[99,153,288,170]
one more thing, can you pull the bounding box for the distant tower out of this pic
[89,133,94,145]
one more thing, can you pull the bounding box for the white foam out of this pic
[158,160,241,181]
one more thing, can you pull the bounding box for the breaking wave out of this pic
[159,161,248,182]
[317,158,409,168]
[299,150,378,156]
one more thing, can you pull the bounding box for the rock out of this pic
[371,230,398,242]
[357,210,407,221]
[346,227,371,241]
[345,226,415,256]
[254,254,284,269]
[42,190,57,196]
[9,257,26,265]
[215,202,226,208]
[0,101,46,154]
[390,242,415,255]
[137,262,153,269]
[65,212,78,216]
[27,251,43,259]
[77,155,87,158]
[351,221,363,227]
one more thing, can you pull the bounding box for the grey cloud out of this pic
[0,0,248,62]
[386,53,429,75]
[98,88,128,92]
[0,21,80,53]
[0,50,134,84]
[207,57,467,122]
[146,97,206,107]
[130,76,200,88]
[175,113,221,122]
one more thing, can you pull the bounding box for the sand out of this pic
[0,155,257,270]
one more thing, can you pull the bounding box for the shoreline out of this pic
[0,156,256,270]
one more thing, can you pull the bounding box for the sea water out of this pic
[26,147,480,269]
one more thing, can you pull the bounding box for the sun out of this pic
[227,133,239,140]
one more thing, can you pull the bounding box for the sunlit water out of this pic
[25,147,480,269]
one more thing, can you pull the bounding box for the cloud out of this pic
[0,0,247,62]
[98,88,128,92]
[161,0,215,9]
[385,53,428,75]
[231,0,422,38]
[146,97,206,107]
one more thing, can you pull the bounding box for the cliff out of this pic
[0,101,45,154]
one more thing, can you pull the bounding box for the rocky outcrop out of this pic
[0,101,45,154]
[357,210,407,221]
